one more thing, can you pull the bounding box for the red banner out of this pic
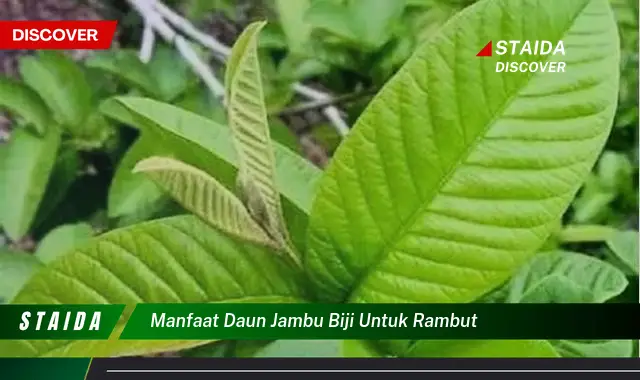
[0,20,118,50]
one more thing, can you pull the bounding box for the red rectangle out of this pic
[0,20,118,50]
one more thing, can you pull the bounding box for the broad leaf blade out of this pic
[225,21,291,247]
[552,339,633,357]
[275,0,312,54]
[306,0,621,303]
[0,127,61,240]
[605,230,639,275]
[19,52,93,133]
[2,215,305,357]
[0,77,50,135]
[108,136,167,219]
[0,250,42,304]
[348,0,406,50]
[134,156,277,249]
[407,340,560,358]
[86,50,161,98]
[506,251,628,303]
[35,223,93,264]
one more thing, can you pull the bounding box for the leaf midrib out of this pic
[346,0,596,303]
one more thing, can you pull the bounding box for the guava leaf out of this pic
[0,77,50,135]
[86,50,161,98]
[347,0,406,50]
[100,97,321,215]
[306,0,621,304]
[0,250,42,304]
[148,46,193,101]
[552,339,633,357]
[407,340,560,358]
[35,223,94,264]
[275,0,312,54]
[134,156,277,249]
[225,21,293,251]
[19,52,93,133]
[0,127,61,240]
[605,230,639,275]
[342,340,386,357]
[506,251,628,303]
[108,136,167,219]
[32,148,81,228]
[252,340,343,357]
[1,215,305,357]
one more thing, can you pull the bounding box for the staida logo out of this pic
[477,40,566,73]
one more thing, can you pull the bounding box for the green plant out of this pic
[0,0,634,359]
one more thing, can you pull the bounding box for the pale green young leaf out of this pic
[0,127,61,240]
[19,52,93,133]
[225,21,292,250]
[0,77,50,135]
[605,230,639,275]
[552,340,633,357]
[133,156,277,250]
[306,0,621,304]
[506,251,628,303]
[0,250,42,304]
[1,215,305,357]
[35,223,93,264]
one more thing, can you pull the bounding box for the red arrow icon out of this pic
[477,41,492,57]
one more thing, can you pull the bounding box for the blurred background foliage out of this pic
[0,0,637,355]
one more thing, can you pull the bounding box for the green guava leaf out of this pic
[134,157,277,249]
[225,21,293,252]
[306,0,621,304]
[0,77,50,135]
[86,50,161,98]
[0,127,61,240]
[346,0,406,50]
[0,250,43,304]
[19,52,93,133]
[552,339,633,357]
[33,148,81,228]
[605,230,639,275]
[275,0,312,54]
[107,136,167,219]
[251,340,343,357]
[35,223,94,264]
[407,340,560,358]
[148,46,193,101]
[2,215,306,357]
[342,340,386,357]
[506,251,628,303]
